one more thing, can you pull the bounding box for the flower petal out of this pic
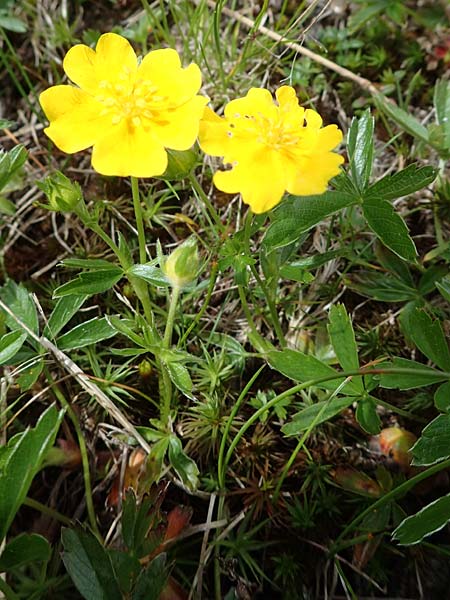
[91,121,167,177]
[152,95,208,150]
[40,85,108,153]
[63,44,98,92]
[138,49,201,105]
[286,151,344,196]
[224,88,276,121]
[317,124,343,151]
[63,33,138,93]
[198,107,230,156]
[214,148,286,213]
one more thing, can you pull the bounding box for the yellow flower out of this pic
[198,86,344,214]
[40,33,208,178]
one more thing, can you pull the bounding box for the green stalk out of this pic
[188,173,225,234]
[237,284,268,353]
[160,285,181,426]
[243,211,286,347]
[0,577,19,600]
[131,176,148,264]
[178,261,219,347]
[48,374,102,541]
[331,457,450,555]
[217,365,265,489]
[24,497,73,526]
[222,366,450,487]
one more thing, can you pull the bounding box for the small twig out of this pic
[190,492,217,599]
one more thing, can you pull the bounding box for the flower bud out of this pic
[163,237,199,289]
[38,171,84,212]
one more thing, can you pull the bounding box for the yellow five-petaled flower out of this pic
[198,86,344,214]
[40,33,208,178]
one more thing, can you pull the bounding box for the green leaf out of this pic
[57,316,117,351]
[346,272,417,302]
[17,357,44,392]
[0,195,16,215]
[44,294,89,338]
[279,264,314,283]
[0,404,64,541]
[106,315,148,348]
[411,414,450,466]
[0,280,39,335]
[61,258,119,270]
[0,533,50,569]
[436,276,450,303]
[121,491,154,554]
[379,357,447,389]
[165,362,194,399]
[280,249,348,271]
[0,145,27,191]
[327,305,362,391]
[263,191,357,252]
[374,243,414,286]
[132,554,169,600]
[61,528,122,600]
[281,397,354,436]
[356,397,381,434]
[409,309,450,371]
[168,436,199,491]
[268,349,360,395]
[393,493,450,545]
[128,263,169,287]
[365,165,437,202]
[363,197,417,261]
[0,15,27,32]
[0,330,27,364]
[374,92,430,144]
[347,109,374,192]
[434,79,450,150]
[53,269,123,297]
[434,381,450,413]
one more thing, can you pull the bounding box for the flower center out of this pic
[228,112,301,151]
[95,69,168,127]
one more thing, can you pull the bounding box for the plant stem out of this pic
[23,497,73,526]
[222,366,450,487]
[331,457,450,554]
[131,176,148,264]
[0,576,19,600]
[188,173,225,233]
[237,284,269,353]
[178,261,219,347]
[160,285,181,426]
[48,373,102,541]
[243,211,286,347]
[163,285,181,349]
[273,378,349,503]
[218,365,265,489]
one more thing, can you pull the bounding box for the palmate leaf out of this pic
[411,414,450,466]
[61,528,122,600]
[0,405,64,541]
[434,79,450,150]
[362,197,417,261]
[365,164,437,202]
[408,309,450,372]
[263,191,357,252]
[268,349,361,395]
[347,109,374,192]
[282,397,355,436]
[393,494,450,546]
